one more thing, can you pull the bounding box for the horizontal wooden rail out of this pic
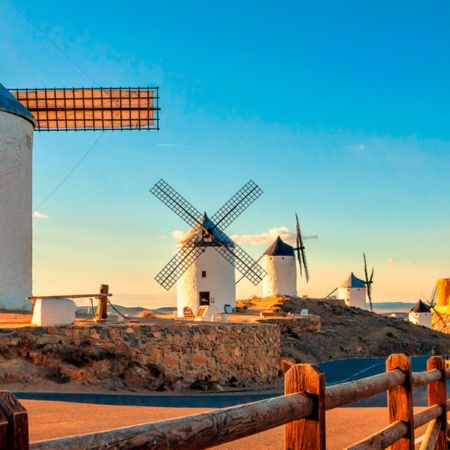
[346,405,444,449]
[325,369,405,410]
[30,393,314,450]
[411,369,442,388]
[27,294,112,300]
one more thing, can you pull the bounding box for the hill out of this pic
[275,297,450,364]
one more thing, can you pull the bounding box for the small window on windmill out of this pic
[203,229,213,243]
[201,271,207,278]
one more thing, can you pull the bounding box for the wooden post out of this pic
[422,356,447,450]
[386,354,414,450]
[95,284,109,323]
[285,364,325,450]
[0,391,29,450]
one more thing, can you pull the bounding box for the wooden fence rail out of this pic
[1,353,449,449]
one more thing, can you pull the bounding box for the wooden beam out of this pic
[27,294,112,300]
[95,284,109,322]
[419,418,442,450]
[325,369,405,410]
[424,356,446,450]
[30,393,314,450]
[0,391,29,450]
[345,420,408,450]
[386,354,414,450]
[285,364,325,450]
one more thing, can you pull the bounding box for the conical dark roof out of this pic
[410,299,431,313]
[179,213,234,247]
[340,272,366,288]
[264,236,294,257]
[0,83,36,126]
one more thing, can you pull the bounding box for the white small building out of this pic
[176,214,235,317]
[408,300,431,328]
[0,83,35,310]
[338,272,366,309]
[261,236,297,298]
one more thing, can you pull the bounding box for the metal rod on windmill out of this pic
[150,179,266,318]
[0,84,160,312]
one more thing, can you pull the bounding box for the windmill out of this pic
[363,253,374,312]
[150,179,266,316]
[420,285,448,329]
[260,212,310,298]
[0,84,160,311]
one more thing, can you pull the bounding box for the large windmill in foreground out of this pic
[150,179,266,317]
[0,84,159,310]
[261,213,310,297]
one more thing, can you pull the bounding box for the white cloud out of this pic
[32,211,48,219]
[231,227,318,246]
[157,235,167,239]
[169,226,318,245]
[171,230,186,241]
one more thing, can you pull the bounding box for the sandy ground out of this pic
[23,400,428,449]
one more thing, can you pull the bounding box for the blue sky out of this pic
[1,0,449,307]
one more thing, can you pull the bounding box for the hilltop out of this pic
[262,297,450,363]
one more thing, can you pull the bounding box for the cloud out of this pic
[231,227,318,246]
[171,230,186,241]
[386,257,396,263]
[157,235,167,239]
[169,226,318,245]
[32,211,48,219]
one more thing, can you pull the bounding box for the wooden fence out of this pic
[0,353,448,449]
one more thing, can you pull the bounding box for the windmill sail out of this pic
[10,87,160,131]
[150,179,266,289]
[295,213,310,283]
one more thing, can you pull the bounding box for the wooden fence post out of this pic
[386,354,414,450]
[420,356,447,450]
[285,364,325,450]
[0,391,29,450]
[95,284,109,322]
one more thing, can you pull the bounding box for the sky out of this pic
[1,0,450,308]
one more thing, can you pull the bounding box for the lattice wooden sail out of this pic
[9,87,159,131]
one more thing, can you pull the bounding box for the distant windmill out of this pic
[421,285,448,328]
[0,84,159,310]
[363,253,374,311]
[150,179,266,316]
[261,213,310,297]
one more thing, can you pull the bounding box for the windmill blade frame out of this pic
[154,233,205,290]
[150,179,203,228]
[363,253,374,312]
[295,213,310,283]
[11,87,160,131]
[211,180,263,231]
[151,179,266,289]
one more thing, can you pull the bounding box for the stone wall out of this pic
[0,322,281,391]
[259,315,321,334]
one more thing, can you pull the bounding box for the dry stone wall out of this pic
[0,323,281,391]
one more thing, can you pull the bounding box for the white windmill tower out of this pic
[261,213,310,298]
[0,83,159,310]
[150,179,266,317]
[337,272,367,309]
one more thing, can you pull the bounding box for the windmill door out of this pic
[199,291,210,306]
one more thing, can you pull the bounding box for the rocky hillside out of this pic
[277,297,450,364]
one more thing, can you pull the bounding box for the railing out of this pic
[0,353,448,449]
